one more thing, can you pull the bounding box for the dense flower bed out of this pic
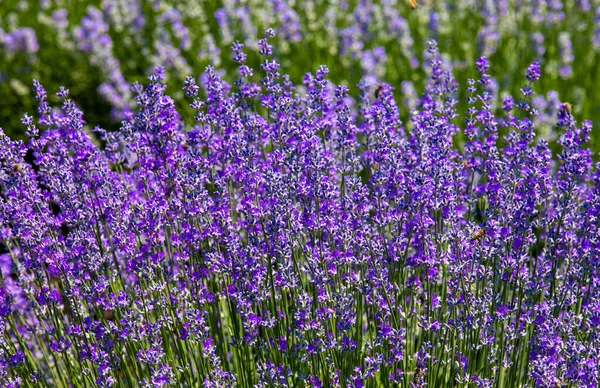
[0,35,598,387]
[1,0,600,148]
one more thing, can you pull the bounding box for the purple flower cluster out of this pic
[0,37,599,387]
[0,28,39,56]
[73,7,133,120]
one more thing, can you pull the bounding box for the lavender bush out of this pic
[0,35,599,387]
[1,0,600,152]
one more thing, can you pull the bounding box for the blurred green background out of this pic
[1,0,599,153]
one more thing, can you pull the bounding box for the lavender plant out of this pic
[2,0,600,153]
[0,35,599,387]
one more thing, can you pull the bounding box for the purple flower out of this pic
[1,27,38,55]
[526,61,541,82]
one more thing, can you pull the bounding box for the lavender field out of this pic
[1,1,600,387]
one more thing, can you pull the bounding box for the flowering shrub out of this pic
[1,0,600,148]
[0,35,599,387]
